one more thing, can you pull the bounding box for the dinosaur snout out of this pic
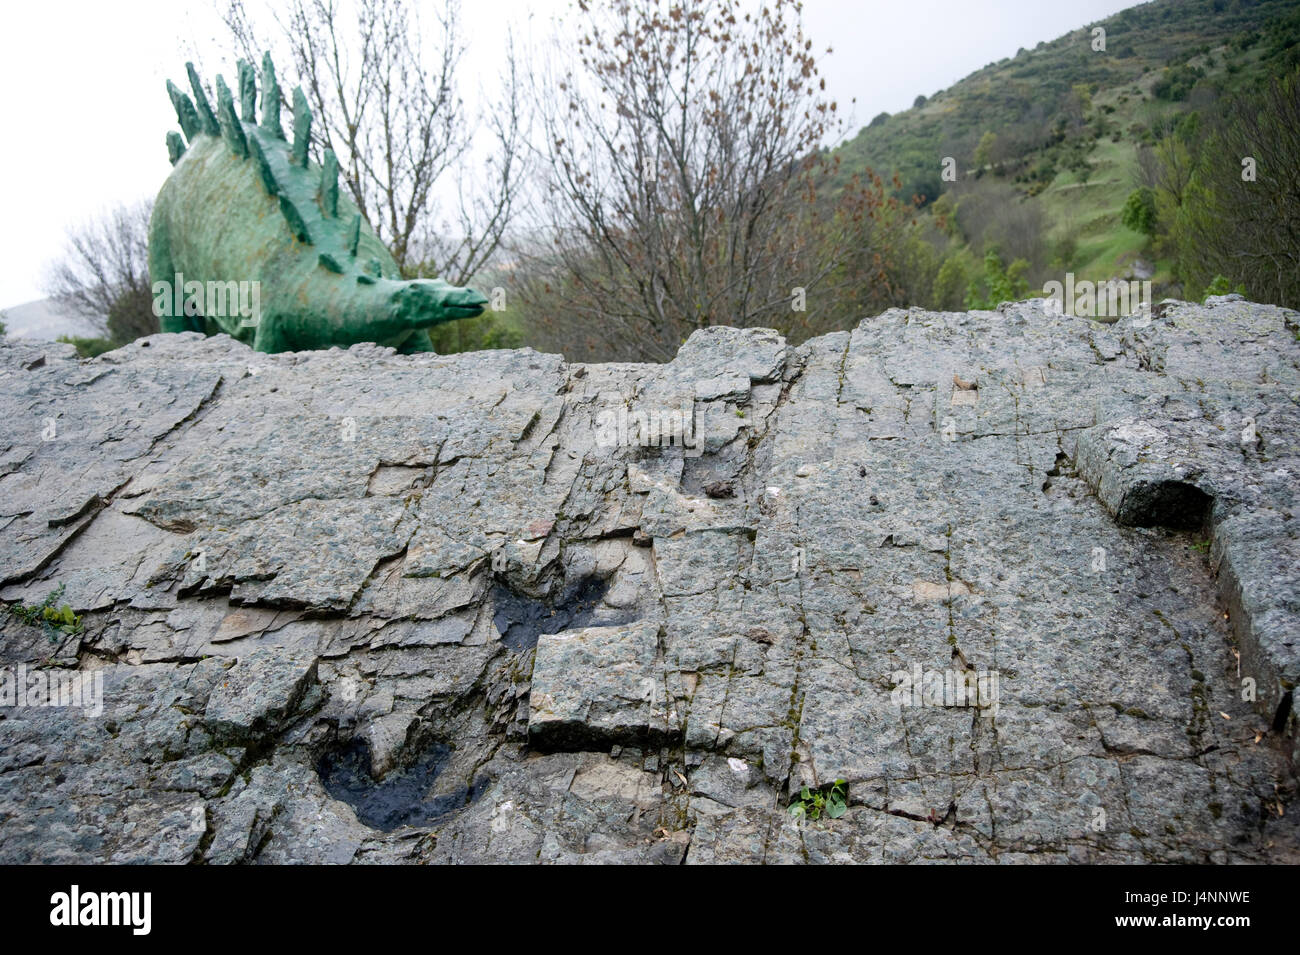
[391,280,490,328]
[442,285,490,313]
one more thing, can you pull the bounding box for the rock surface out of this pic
[1,297,1298,864]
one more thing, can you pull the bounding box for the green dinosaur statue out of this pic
[150,54,488,353]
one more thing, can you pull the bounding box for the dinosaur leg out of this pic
[160,309,197,334]
[251,317,287,353]
[398,331,437,354]
[151,247,203,334]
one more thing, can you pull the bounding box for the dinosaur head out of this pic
[390,279,490,329]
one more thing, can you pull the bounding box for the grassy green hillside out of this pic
[834,0,1300,307]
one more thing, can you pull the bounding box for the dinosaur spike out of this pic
[237,59,257,122]
[291,86,312,167]
[215,75,248,158]
[260,52,284,139]
[247,135,280,196]
[321,150,339,217]
[186,62,220,137]
[318,253,344,274]
[347,214,361,257]
[166,131,186,165]
[166,80,200,142]
[279,195,312,244]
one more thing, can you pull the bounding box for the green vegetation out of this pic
[789,779,849,821]
[1166,69,1300,307]
[1121,187,1158,236]
[425,300,525,354]
[46,0,1297,361]
[1199,275,1248,301]
[57,335,116,358]
[965,249,1030,310]
[6,584,84,642]
[829,0,1300,312]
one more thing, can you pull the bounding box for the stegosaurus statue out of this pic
[151,54,488,353]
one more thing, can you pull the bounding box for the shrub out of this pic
[933,255,969,310]
[965,249,1029,309]
[1153,64,1204,101]
[1050,234,1078,270]
[1200,275,1246,301]
[57,335,116,358]
[1121,187,1159,236]
[427,311,524,354]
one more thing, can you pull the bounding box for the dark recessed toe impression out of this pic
[491,576,634,651]
[1117,480,1213,531]
[317,737,485,831]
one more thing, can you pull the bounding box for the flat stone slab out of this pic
[1,299,1298,864]
[529,622,674,751]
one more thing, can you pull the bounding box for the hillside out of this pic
[834,0,1300,308]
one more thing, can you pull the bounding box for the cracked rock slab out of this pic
[1,302,1299,865]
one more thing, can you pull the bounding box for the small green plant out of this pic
[6,584,84,642]
[1200,275,1246,302]
[1191,538,1211,554]
[56,335,115,358]
[789,778,849,821]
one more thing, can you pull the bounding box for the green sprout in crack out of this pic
[1191,538,1211,554]
[789,778,848,821]
[5,584,84,643]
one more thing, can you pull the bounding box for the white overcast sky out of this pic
[0,0,1136,308]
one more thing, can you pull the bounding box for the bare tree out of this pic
[44,199,158,343]
[1132,143,1161,190]
[518,0,879,361]
[1154,131,1197,208]
[952,180,1045,269]
[219,0,523,284]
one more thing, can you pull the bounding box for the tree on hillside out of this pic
[1132,144,1161,189]
[1062,83,1092,132]
[1153,121,1200,208]
[1171,70,1300,307]
[44,200,158,346]
[519,0,904,361]
[219,0,524,285]
[1121,187,1158,237]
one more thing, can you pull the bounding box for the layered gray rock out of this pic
[1,296,1298,864]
